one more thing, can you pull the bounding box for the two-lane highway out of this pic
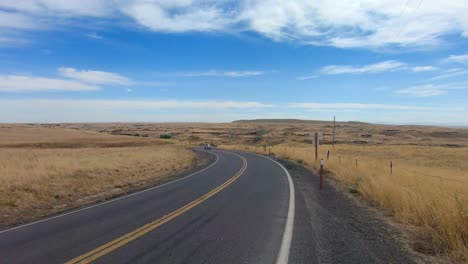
[0,150,295,264]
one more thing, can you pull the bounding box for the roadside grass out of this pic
[221,143,468,262]
[0,126,195,224]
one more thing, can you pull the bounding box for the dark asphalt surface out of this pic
[0,149,418,264]
[0,150,290,264]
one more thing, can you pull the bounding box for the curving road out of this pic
[0,150,294,264]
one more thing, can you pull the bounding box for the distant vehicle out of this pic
[204,144,212,151]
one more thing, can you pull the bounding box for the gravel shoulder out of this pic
[274,157,427,264]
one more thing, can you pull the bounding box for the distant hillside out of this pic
[232,119,369,125]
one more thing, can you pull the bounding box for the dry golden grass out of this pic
[3,122,467,260]
[221,143,468,261]
[0,125,195,224]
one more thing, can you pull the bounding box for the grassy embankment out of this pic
[222,143,468,261]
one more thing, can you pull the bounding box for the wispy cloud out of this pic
[0,99,273,110]
[86,33,103,39]
[0,75,98,92]
[0,10,41,30]
[2,1,468,49]
[444,54,468,64]
[318,61,439,75]
[396,84,467,97]
[159,70,265,77]
[296,75,317,81]
[0,67,134,92]
[58,67,133,85]
[421,69,468,82]
[410,66,437,72]
[319,60,405,75]
[288,103,433,111]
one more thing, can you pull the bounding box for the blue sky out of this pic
[0,1,467,125]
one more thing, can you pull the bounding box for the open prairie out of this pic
[0,124,195,225]
[54,120,468,261]
[2,121,467,261]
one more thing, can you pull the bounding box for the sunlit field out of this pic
[0,126,195,224]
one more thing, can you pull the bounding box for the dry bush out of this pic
[221,143,468,261]
[0,145,194,223]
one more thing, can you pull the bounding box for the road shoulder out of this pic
[272,157,428,264]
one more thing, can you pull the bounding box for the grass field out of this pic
[221,143,468,261]
[0,125,195,225]
[2,121,467,261]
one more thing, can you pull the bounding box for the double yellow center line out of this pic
[67,155,248,264]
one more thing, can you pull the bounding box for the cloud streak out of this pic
[58,67,133,85]
[396,84,467,97]
[319,61,405,75]
[2,1,468,49]
[445,54,468,64]
[0,75,98,92]
[179,70,264,77]
[0,68,134,92]
[410,66,437,72]
[317,61,439,75]
[288,102,433,110]
[0,99,272,110]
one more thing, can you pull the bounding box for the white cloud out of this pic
[0,0,111,17]
[396,84,446,97]
[0,99,272,111]
[174,70,264,77]
[58,67,133,85]
[319,60,405,75]
[0,10,40,30]
[411,66,437,72]
[396,84,467,97]
[296,75,317,80]
[288,102,433,111]
[445,54,468,64]
[0,75,98,92]
[118,1,234,32]
[87,33,103,39]
[0,36,29,47]
[423,69,468,82]
[2,1,468,49]
[91,99,271,109]
[0,68,134,92]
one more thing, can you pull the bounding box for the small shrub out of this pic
[160,134,172,139]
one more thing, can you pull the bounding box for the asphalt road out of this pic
[0,150,294,264]
[0,149,418,264]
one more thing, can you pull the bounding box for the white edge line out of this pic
[0,150,220,235]
[259,154,295,264]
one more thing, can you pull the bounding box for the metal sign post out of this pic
[314,132,318,160]
[311,132,323,161]
[320,159,324,190]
